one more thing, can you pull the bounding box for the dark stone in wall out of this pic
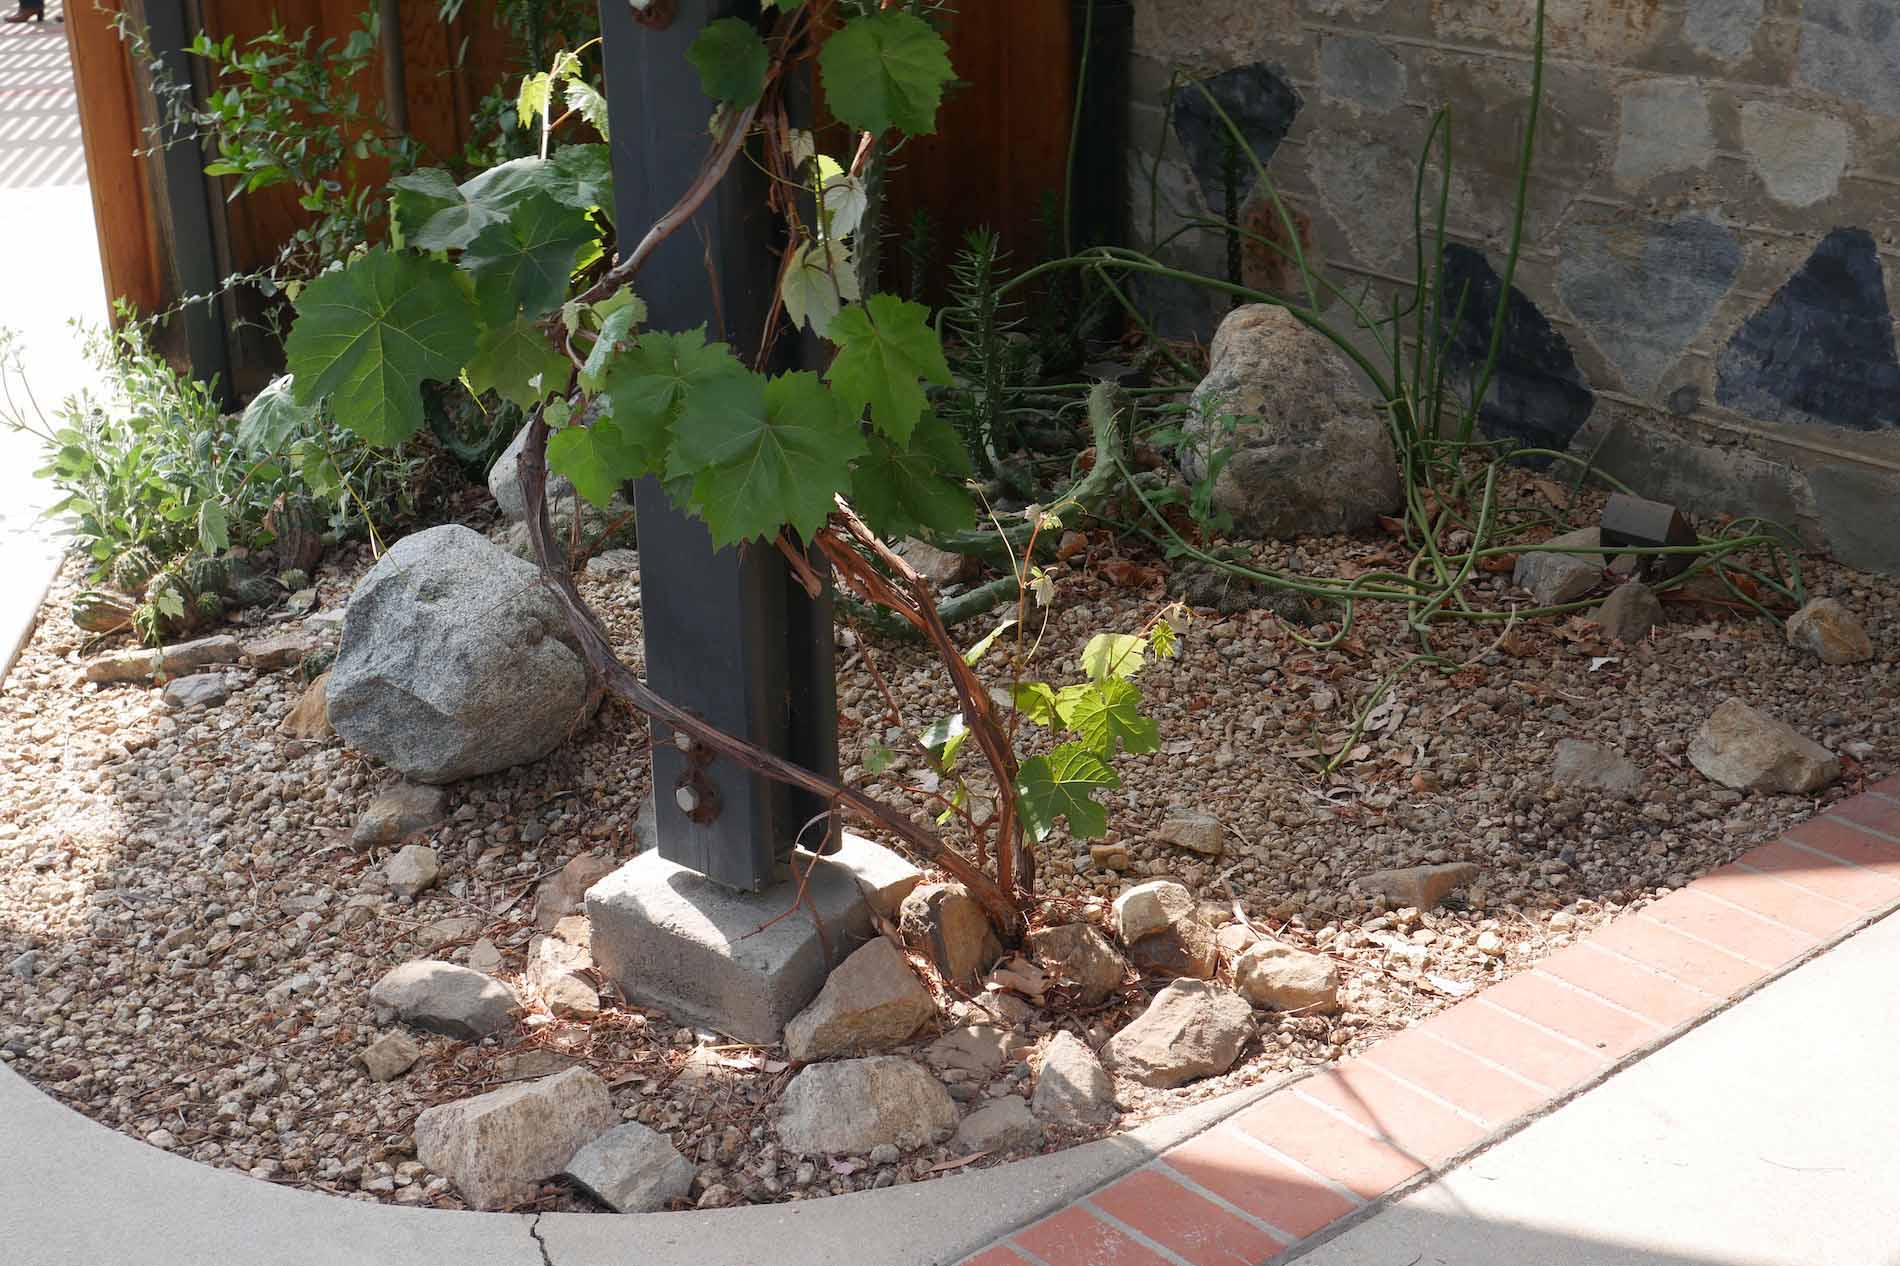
[1170,63,1302,210]
[1437,245,1596,463]
[1715,227,1900,433]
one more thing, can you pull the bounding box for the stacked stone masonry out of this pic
[1127,0,1900,572]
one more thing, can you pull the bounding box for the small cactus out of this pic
[277,568,310,592]
[71,588,135,633]
[265,493,325,573]
[107,545,161,596]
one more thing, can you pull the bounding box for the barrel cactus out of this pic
[107,545,161,596]
[265,492,325,573]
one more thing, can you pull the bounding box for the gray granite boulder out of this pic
[776,1057,957,1155]
[1179,304,1400,540]
[415,1068,616,1209]
[369,959,516,1040]
[564,1122,695,1213]
[326,525,594,783]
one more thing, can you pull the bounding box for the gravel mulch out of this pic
[2,483,1894,1211]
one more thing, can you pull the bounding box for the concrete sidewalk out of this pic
[1294,907,1900,1266]
[1,0,99,684]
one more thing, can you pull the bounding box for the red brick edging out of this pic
[962,778,1900,1266]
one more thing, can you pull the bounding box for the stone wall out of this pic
[1124,0,1900,572]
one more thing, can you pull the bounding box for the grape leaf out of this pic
[687,17,769,106]
[579,300,643,392]
[463,191,595,324]
[820,10,954,136]
[848,410,972,539]
[1015,743,1120,842]
[391,167,509,253]
[780,237,859,336]
[820,170,868,238]
[285,248,480,446]
[549,143,615,216]
[465,315,570,410]
[547,419,644,508]
[921,714,969,772]
[517,71,553,129]
[1010,682,1059,727]
[563,78,610,140]
[598,326,756,475]
[670,371,864,546]
[1081,632,1146,682]
[826,293,952,445]
[1055,679,1159,756]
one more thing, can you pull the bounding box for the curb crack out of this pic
[528,1212,555,1266]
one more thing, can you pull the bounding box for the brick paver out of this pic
[961,778,1900,1266]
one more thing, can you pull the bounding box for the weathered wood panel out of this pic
[65,0,165,316]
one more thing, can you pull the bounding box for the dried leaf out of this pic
[1588,656,1619,673]
[1056,530,1089,561]
[1478,554,1518,574]
[1533,478,1570,509]
[928,1151,990,1173]
[828,1157,861,1175]
[1098,559,1160,588]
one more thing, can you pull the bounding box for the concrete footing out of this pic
[585,834,920,1044]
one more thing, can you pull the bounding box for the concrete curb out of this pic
[0,1055,1285,1266]
[0,538,61,688]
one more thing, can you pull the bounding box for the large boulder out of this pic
[370,959,516,1040]
[776,1057,957,1155]
[1178,304,1400,540]
[563,1122,695,1213]
[1026,923,1127,1006]
[488,419,576,523]
[1031,1031,1118,1127]
[784,937,935,1063]
[1101,979,1254,1089]
[1112,880,1217,979]
[1786,598,1873,665]
[1234,940,1341,1014]
[326,525,594,783]
[899,882,1001,989]
[1689,699,1840,793]
[415,1067,617,1209]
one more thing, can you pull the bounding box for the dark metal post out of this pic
[598,0,838,893]
[138,0,232,404]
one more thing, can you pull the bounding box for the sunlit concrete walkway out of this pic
[1,0,99,683]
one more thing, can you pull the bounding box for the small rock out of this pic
[1215,922,1263,960]
[279,672,333,740]
[5,950,38,982]
[369,959,517,1041]
[242,630,314,671]
[954,1096,1044,1153]
[1549,911,1576,931]
[413,915,481,953]
[1476,930,1505,957]
[776,1057,958,1156]
[1031,1031,1118,1127]
[1689,699,1840,793]
[415,1068,617,1210]
[924,1026,1012,1076]
[1026,923,1127,1006]
[1101,979,1254,1089]
[1234,940,1341,1014]
[1112,880,1217,979]
[1593,581,1661,643]
[160,673,231,711]
[145,1128,178,1150]
[532,853,620,931]
[1355,862,1480,910]
[898,882,1002,988]
[1550,739,1641,797]
[869,1143,900,1167]
[353,783,450,850]
[564,1122,695,1213]
[1786,598,1873,665]
[385,844,441,899]
[896,537,978,588]
[695,1184,736,1210]
[467,937,504,974]
[360,1030,422,1082]
[528,933,600,1019]
[785,937,934,1063]
[584,548,641,579]
[1088,843,1131,871]
[1513,527,1604,607]
[1156,810,1224,856]
[84,633,242,685]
